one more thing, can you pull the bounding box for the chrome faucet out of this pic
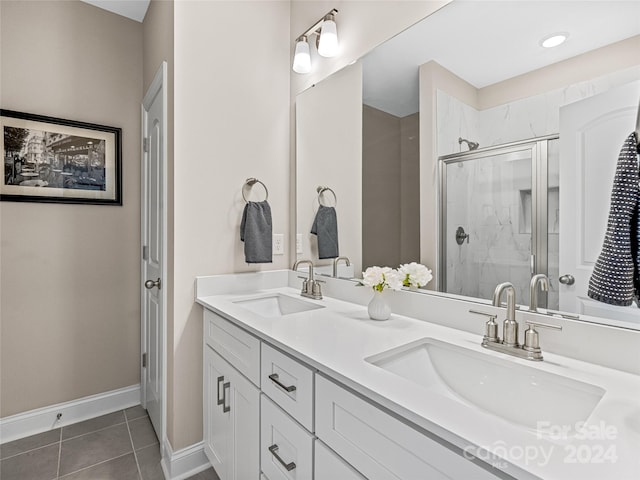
[332,256,351,278]
[292,259,323,300]
[470,281,562,361]
[492,282,518,347]
[529,274,549,313]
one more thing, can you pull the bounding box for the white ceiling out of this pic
[363,0,640,117]
[80,0,150,22]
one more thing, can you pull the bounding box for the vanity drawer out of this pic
[315,440,365,480]
[315,375,499,480]
[261,395,313,480]
[203,309,260,386]
[261,343,314,431]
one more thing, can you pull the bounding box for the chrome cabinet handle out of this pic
[222,382,230,413]
[268,373,296,393]
[268,444,296,471]
[144,278,161,290]
[558,274,575,285]
[216,376,224,406]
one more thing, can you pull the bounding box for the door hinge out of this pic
[143,137,149,153]
[142,245,148,260]
[142,353,147,368]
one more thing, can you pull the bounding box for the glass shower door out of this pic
[441,144,536,305]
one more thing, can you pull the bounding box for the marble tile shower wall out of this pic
[446,155,532,304]
[437,65,640,157]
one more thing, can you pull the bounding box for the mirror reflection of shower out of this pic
[440,136,560,310]
[458,137,479,151]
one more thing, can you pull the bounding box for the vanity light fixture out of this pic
[293,36,311,74]
[540,33,568,48]
[292,8,339,74]
[317,13,338,57]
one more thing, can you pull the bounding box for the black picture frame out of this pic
[1,109,122,205]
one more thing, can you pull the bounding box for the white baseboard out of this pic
[0,384,141,444]
[160,438,210,480]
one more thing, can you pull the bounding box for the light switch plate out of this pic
[296,234,303,254]
[273,234,284,255]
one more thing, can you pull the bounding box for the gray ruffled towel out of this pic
[240,200,272,263]
[311,205,339,259]
[588,132,640,306]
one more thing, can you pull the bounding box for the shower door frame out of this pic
[437,135,559,302]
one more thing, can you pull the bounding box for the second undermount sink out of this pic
[233,293,324,317]
[366,338,605,432]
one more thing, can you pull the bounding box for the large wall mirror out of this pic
[295,1,640,330]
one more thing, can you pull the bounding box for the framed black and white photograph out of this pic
[1,109,122,205]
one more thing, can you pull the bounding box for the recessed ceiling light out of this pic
[540,33,568,48]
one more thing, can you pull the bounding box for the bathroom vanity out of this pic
[196,270,640,480]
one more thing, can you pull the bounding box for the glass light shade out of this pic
[292,37,311,74]
[317,19,338,57]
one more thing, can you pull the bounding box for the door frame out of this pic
[141,61,168,450]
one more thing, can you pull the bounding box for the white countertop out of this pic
[196,276,640,480]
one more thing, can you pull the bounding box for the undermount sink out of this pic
[366,338,605,432]
[232,293,324,317]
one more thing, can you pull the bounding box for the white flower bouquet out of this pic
[398,262,433,289]
[360,266,403,292]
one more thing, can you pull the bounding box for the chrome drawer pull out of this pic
[268,373,296,393]
[268,444,296,471]
[223,382,231,413]
[217,376,224,406]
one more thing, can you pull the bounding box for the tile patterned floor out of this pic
[0,405,219,480]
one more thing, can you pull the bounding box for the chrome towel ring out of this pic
[242,178,269,202]
[317,186,337,207]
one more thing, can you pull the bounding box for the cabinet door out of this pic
[261,395,313,480]
[205,346,261,480]
[228,363,260,480]
[315,440,365,480]
[204,346,230,480]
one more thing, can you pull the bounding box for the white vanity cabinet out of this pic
[315,375,499,480]
[203,310,260,480]
[203,306,499,480]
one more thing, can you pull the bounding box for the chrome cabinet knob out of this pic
[144,278,161,290]
[558,274,575,285]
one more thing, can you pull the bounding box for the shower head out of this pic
[458,137,479,151]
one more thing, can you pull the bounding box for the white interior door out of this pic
[141,62,167,439]
[559,80,640,325]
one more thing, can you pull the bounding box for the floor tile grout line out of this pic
[61,420,128,442]
[125,409,144,480]
[56,428,62,479]
[0,438,62,461]
[1,417,134,461]
[57,451,134,479]
[134,441,160,453]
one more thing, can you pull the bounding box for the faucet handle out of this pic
[311,280,323,299]
[469,309,499,343]
[523,321,562,355]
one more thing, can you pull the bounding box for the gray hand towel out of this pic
[240,200,272,264]
[311,205,339,259]
[588,132,639,306]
